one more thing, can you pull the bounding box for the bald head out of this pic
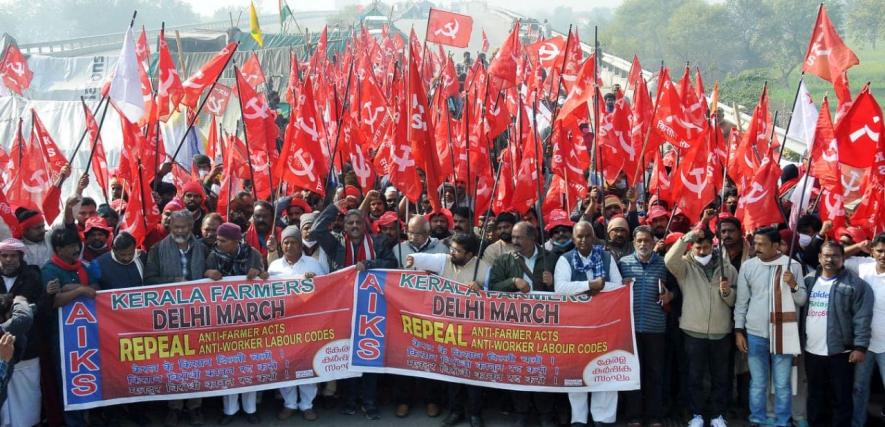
[407,215,431,247]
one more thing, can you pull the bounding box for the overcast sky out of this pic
[183,0,622,18]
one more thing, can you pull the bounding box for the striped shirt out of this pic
[619,252,669,333]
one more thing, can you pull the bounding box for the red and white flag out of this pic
[0,45,33,95]
[802,4,859,83]
[481,29,489,53]
[426,8,473,48]
[181,42,237,109]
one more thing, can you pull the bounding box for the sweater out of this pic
[93,252,144,290]
[734,254,807,339]
[664,235,738,338]
[489,246,559,293]
[143,235,208,284]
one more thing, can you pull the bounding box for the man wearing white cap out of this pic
[268,226,327,421]
[0,238,42,427]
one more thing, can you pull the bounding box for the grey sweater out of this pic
[734,254,807,338]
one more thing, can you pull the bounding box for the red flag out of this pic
[0,45,33,95]
[275,75,327,196]
[0,187,19,239]
[651,68,702,151]
[802,4,859,83]
[670,129,715,222]
[488,21,522,87]
[729,86,771,192]
[235,68,275,200]
[735,153,783,232]
[204,83,232,117]
[627,55,642,90]
[493,149,516,214]
[648,150,672,204]
[157,29,184,121]
[597,97,632,184]
[84,104,110,194]
[851,183,885,237]
[809,97,841,193]
[834,85,882,168]
[7,121,50,212]
[181,42,237,109]
[408,33,444,211]
[629,76,654,183]
[531,36,567,70]
[481,29,489,53]
[240,52,267,88]
[427,8,473,48]
[557,55,596,124]
[285,49,301,106]
[30,109,67,179]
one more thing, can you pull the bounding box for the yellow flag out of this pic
[249,1,264,47]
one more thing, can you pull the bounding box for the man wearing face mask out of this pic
[291,213,329,270]
[543,209,575,256]
[665,229,737,427]
[193,154,222,209]
[480,212,518,265]
[92,233,143,290]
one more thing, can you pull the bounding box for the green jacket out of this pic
[489,246,560,293]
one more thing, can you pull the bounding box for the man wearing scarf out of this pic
[311,198,397,420]
[81,217,113,264]
[734,227,806,427]
[42,226,97,427]
[244,201,281,259]
[204,223,266,425]
[0,238,45,427]
[554,221,622,427]
[92,232,143,290]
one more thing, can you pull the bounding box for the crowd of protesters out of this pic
[0,138,881,427]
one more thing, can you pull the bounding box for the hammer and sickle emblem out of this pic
[391,145,415,172]
[242,97,270,120]
[680,167,706,197]
[434,20,460,40]
[287,148,316,181]
[296,117,320,141]
[742,182,768,204]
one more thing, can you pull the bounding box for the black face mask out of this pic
[499,232,512,243]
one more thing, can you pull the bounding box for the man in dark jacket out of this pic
[311,198,396,420]
[0,238,43,427]
[489,221,558,293]
[92,232,144,290]
[802,241,873,427]
[488,221,559,427]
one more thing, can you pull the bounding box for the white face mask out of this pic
[798,233,813,249]
[302,239,317,248]
[694,253,713,266]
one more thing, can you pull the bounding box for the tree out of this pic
[665,1,737,77]
[846,0,885,49]
[603,0,685,65]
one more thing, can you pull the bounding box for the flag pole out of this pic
[152,22,165,193]
[325,58,356,183]
[786,96,823,271]
[778,74,806,162]
[233,66,259,200]
[135,159,150,234]
[529,94,547,246]
[69,96,107,164]
[473,158,504,281]
[169,42,240,164]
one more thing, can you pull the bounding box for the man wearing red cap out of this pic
[543,209,575,256]
[81,217,112,264]
[181,180,208,236]
[374,211,401,244]
[426,209,454,241]
[646,205,670,240]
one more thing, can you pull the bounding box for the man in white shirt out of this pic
[801,241,872,427]
[849,233,885,427]
[553,221,622,426]
[268,226,327,422]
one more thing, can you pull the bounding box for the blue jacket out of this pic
[801,268,873,354]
